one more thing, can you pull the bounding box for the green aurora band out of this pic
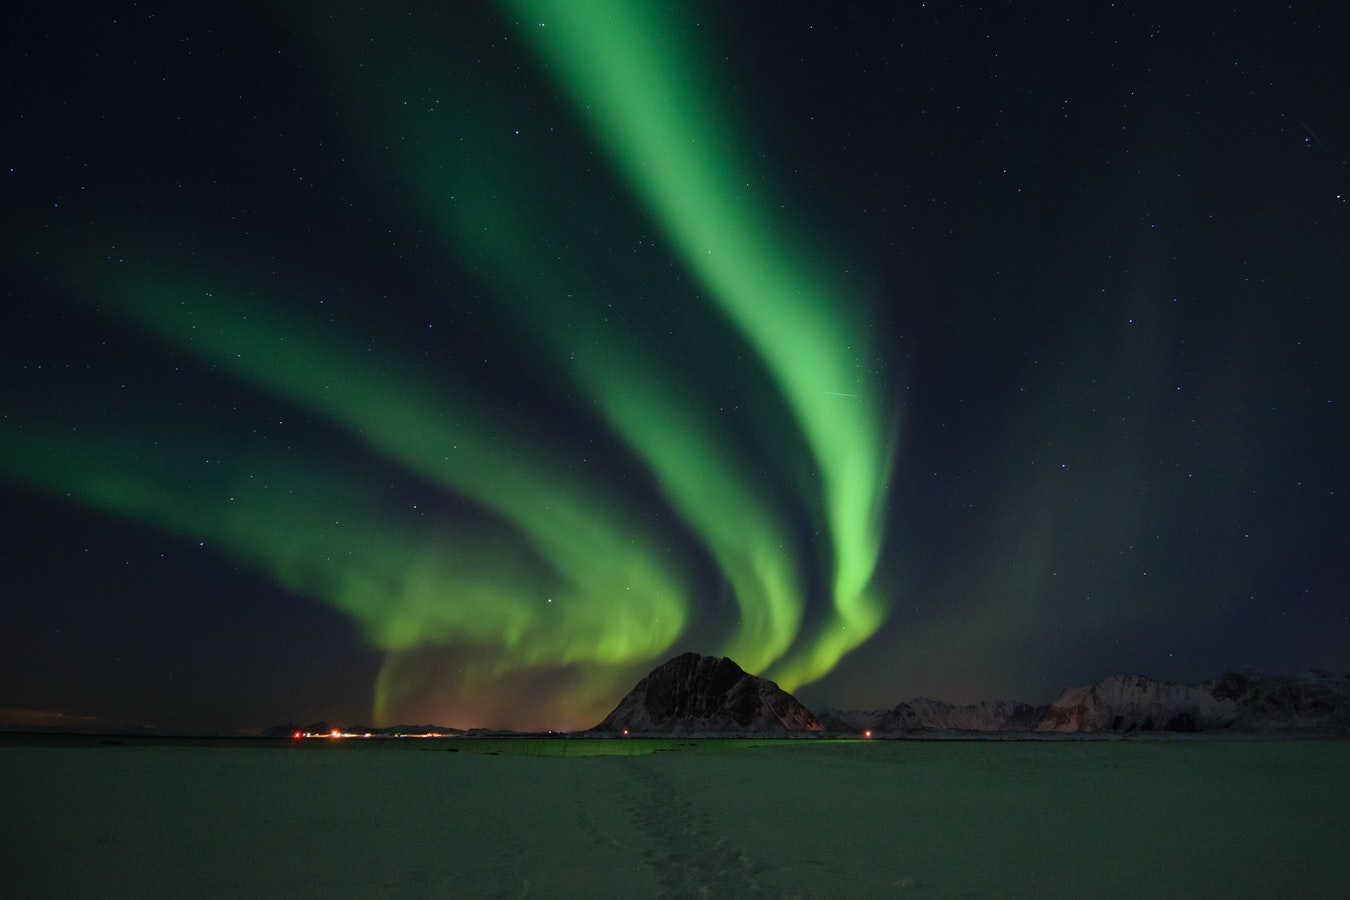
[287,4,817,678]
[2,3,897,726]
[299,1,898,687]
[3,260,694,724]
[501,2,897,685]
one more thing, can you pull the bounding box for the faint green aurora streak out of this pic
[13,263,694,722]
[500,2,897,684]
[1,408,621,661]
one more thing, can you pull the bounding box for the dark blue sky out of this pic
[2,1,1347,731]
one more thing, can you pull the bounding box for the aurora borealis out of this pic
[3,2,1347,732]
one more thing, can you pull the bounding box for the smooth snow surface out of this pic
[2,738,1347,898]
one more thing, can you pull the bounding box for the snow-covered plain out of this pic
[2,736,1346,898]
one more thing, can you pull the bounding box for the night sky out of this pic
[3,2,1347,733]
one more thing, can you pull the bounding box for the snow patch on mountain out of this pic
[1039,670,1350,733]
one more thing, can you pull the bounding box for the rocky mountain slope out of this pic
[590,652,822,734]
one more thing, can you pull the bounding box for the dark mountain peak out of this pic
[591,652,821,734]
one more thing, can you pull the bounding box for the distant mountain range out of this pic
[818,669,1350,736]
[594,654,1350,736]
[1036,669,1350,734]
[813,698,1045,734]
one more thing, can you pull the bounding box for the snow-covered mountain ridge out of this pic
[823,669,1350,735]
[1036,669,1350,734]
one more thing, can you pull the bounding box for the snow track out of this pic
[621,759,776,898]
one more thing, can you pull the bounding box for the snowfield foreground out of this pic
[2,737,1346,898]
